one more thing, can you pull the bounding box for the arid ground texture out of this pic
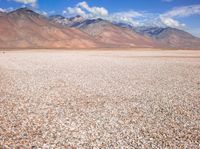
[0,50,200,148]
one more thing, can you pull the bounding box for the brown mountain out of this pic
[0,11,6,16]
[152,28,200,49]
[126,26,200,50]
[74,18,157,48]
[0,8,99,49]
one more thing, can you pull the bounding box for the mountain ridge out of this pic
[0,8,199,49]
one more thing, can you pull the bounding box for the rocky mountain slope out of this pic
[141,27,200,49]
[72,18,157,48]
[53,15,200,49]
[0,8,100,49]
[116,24,200,49]
[50,15,85,27]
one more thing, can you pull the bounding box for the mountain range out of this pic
[0,7,200,49]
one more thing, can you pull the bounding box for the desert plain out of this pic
[0,49,200,148]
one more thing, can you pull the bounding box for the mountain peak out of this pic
[68,15,84,21]
[14,7,33,12]
[8,7,40,17]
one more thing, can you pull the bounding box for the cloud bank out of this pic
[63,1,146,26]
[63,2,200,29]
[160,5,200,28]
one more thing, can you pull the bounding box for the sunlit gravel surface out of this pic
[0,50,200,148]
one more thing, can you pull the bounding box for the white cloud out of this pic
[160,16,185,28]
[63,1,143,26]
[64,7,86,16]
[0,7,14,12]
[162,4,200,18]
[160,4,200,28]
[111,11,143,18]
[10,0,37,7]
[64,1,108,17]
[108,11,143,26]
[77,1,108,16]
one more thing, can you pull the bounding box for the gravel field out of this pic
[0,50,200,148]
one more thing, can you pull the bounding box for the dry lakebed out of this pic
[0,50,200,148]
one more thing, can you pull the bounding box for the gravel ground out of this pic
[0,50,200,148]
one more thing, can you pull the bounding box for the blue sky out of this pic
[0,0,200,37]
